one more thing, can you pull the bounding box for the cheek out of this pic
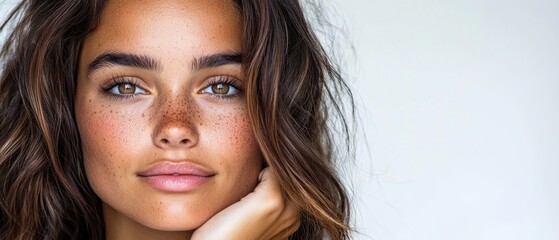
[76,102,145,188]
[209,109,260,161]
[222,112,257,154]
[206,109,262,193]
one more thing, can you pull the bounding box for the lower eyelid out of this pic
[209,93,241,101]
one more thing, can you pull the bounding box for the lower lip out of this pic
[140,175,211,192]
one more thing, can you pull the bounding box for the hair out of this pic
[0,0,355,239]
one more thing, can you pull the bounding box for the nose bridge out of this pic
[152,92,198,148]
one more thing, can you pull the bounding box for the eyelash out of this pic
[100,76,146,100]
[201,76,244,100]
[100,75,244,100]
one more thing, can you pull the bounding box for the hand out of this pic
[191,167,300,240]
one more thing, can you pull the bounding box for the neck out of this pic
[103,204,193,240]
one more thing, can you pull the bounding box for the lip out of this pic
[137,162,215,192]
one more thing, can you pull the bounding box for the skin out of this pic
[74,0,292,239]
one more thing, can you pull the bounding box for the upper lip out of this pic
[137,161,215,177]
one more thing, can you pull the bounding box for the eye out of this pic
[213,83,230,94]
[101,77,148,98]
[108,83,147,95]
[202,83,237,95]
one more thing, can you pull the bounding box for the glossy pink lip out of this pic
[137,162,215,192]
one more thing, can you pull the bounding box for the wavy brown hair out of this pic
[0,0,354,239]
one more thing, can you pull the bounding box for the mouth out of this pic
[137,162,215,192]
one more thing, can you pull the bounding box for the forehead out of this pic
[80,0,242,65]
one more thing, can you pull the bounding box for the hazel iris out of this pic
[212,83,230,95]
[118,83,136,94]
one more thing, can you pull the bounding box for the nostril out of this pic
[154,125,196,147]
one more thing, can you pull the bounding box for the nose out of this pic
[155,125,196,148]
[152,106,198,149]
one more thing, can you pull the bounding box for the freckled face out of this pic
[75,0,261,233]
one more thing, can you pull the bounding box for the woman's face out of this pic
[75,0,262,233]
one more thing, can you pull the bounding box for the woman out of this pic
[0,0,354,239]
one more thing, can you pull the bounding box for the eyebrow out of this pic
[87,51,242,77]
[87,52,161,77]
[191,52,242,71]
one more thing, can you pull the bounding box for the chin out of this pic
[103,198,217,234]
[144,221,202,232]
[136,202,216,231]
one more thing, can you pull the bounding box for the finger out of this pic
[265,201,300,240]
[258,167,272,182]
[268,217,301,240]
[254,167,280,195]
[281,202,301,229]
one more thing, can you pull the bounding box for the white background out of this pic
[326,0,559,239]
[2,1,558,240]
